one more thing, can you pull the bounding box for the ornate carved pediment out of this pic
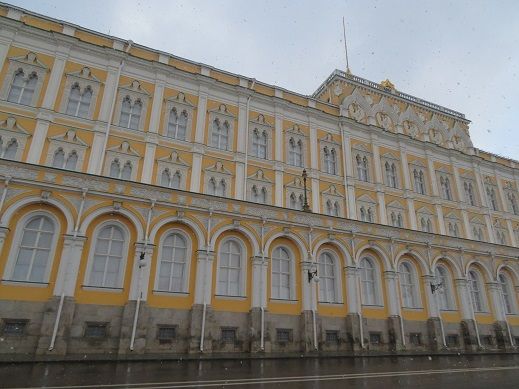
[119,80,151,97]
[49,129,88,148]
[248,169,272,183]
[66,66,101,83]
[158,150,189,166]
[340,87,373,123]
[107,141,140,157]
[209,103,234,118]
[250,113,272,127]
[285,123,306,137]
[387,200,405,210]
[8,52,47,70]
[205,160,232,175]
[357,194,377,204]
[0,116,28,135]
[320,133,339,145]
[321,184,343,198]
[372,97,399,132]
[165,91,194,107]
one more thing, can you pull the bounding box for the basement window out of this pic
[276,328,292,343]
[221,327,236,343]
[157,325,176,344]
[325,330,339,343]
[409,332,422,346]
[482,335,493,347]
[369,332,381,345]
[1,319,28,336]
[446,334,459,347]
[84,322,108,338]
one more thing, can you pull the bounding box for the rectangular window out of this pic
[157,325,176,344]
[221,327,236,344]
[84,322,108,338]
[276,328,292,343]
[369,332,381,345]
[325,330,339,344]
[409,332,422,346]
[481,335,493,346]
[446,334,459,347]
[2,319,28,336]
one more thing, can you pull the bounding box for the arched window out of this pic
[260,187,268,204]
[390,212,397,226]
[508,193,518,215]
[468,270,485,312]
[298,194,305,210]
[157,232,188,292]
[171,171,181,189]
[288,138,303,167]
[251,185,259,203]
[252,129,267,159]
[333,202,340,217]
[453,223,460,238]
[441,177,452,200]
[397,213,403,227]
[465,182,476,206]
[11,215,56,282]
[52,148,65,168]
[399,262,420,308]
[318,252,337,303]
[119,96,142,130]
[271,246,292,299]
[252,186,268,204]
[367,207,374,223]
[121,162,132,180]
[289,192,297,209]
[66,83,92,118]
[324,147,337,175]
[420,217,427,232]
[326,200,333,216]
[434,264,454,310]
[8,69,38,105]
[167,108,188,140]
[385,162,397,188]
[427,219,433,233]
[208,178,217,195]
[65,151,78,170]
[211,119,229,150]
[218,179,226,197]
[109,159,120,178]
[161,169,171,187]
[359,257,379,305]
[498,273,515,314]
[487,187,498,211]
[3,138,18,160]
[414,169,426,195]
[88,224,126,288]
[360,207,366,222]
[217,238,244,296]
[356,154,368,182]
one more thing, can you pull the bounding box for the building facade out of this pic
[0,4,519,361]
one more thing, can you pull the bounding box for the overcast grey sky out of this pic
[7,0,519,159]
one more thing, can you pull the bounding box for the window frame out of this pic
[270,245,296,300]
[154,228,192,294]
[84,220,130,290]
[359,256,382,306]
[317,250,342,304]
[467,269,487,313]
[215,237,247,297]
[434,264,456,311]
[3,211,60,285]
[398,261,421,309]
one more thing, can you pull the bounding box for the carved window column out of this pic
[451,162,471,238]
[193,250,215,305]
[340,126,356,218]
[309,120,320,213]
[344,266,359,314]
[87,61,121,174]
[234,94,248,200]
[128,243,155,301]
[274,104,284,207]
[190,85,209,193]
[473,163,495,243]
[53,235,87,297]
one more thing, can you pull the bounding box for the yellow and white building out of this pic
[0,3,518,360]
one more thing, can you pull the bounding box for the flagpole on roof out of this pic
[342,16,351,74]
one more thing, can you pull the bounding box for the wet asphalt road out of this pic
[1,354,519,388]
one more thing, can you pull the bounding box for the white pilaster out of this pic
[251,256,268,308]
[194,250,215,305]
[311,173,320,213]
[147,79,165,134]
[236,96,248,154]
[274,165,284,207]
[487,282,506,322]
[274,110,283,162]
[423,275,439,318]
[26,118,50,164]
[141,136,157,184]
[190,151,203,193]
[301,260,314,311]
[0,26,16,72]
[87,131,106,174]
[435,202,446,235]
[235,156,245,200]
[507,219,517,246]
[407,198,417,230]
[340,128,356,218]
[128,243,155,301]
[426,151,439,197]
[384,270,402,317]
[344,266,359,313]
[377,188,387,225]
[53,235,87,296]
[455,278,474,320]
[194,89,208,144]
[98,64,120,122]
[41,49,68,110]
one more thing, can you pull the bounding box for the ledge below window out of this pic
[82,285,123,293]
[1,279,49,287]
[152,290,189,297]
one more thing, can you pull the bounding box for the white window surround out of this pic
[410,163,428,195]
[463,179,478,207]
[2,211,60,284]
[246,169,273,205]
[208,104,235,151]
[84,220,130,289]
[498,272,516,315]
[445,214,461,238]
[468,269,487,313]
[0,52,48,107]
[0,116,30,161]
[46,129,88,171]
[317,250,343,304]
[157,151,189,190]
[270,245,296,300]
[162,92,194,142]
[204,161,233,198]
[494,220,508,245]
[248,114,272,160]
[321,185,344,217]
[285,176,310,210]
[434,264,456,311]
[104,141,140,181]
[398,261,422,309]
[484,179,500,211]
[417,208,435,233]
[319,133,341,176]
[503,183,519,215]
[358,256,383,306]
[387,200,405,228]
[285,124,307,168]
[357,195,377,223]
[381,153,400,189]
[113,80,150,131]
[470,218,486,241]
[353,145,371,183]
[215,237,247,297]
[154,228,192,294]
[59,67,101,120]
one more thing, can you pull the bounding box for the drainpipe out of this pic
[49,188,88,351]
[465,270,482,348]
[200,209,213,352]
[242,79,256,199]
[129,199,154,351]
[97,40,133,175]
[260,217,266,351]
[308,227,318,351]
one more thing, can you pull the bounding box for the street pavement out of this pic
[1,354,519,388]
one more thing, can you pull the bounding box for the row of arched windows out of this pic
[4,212,518,315]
